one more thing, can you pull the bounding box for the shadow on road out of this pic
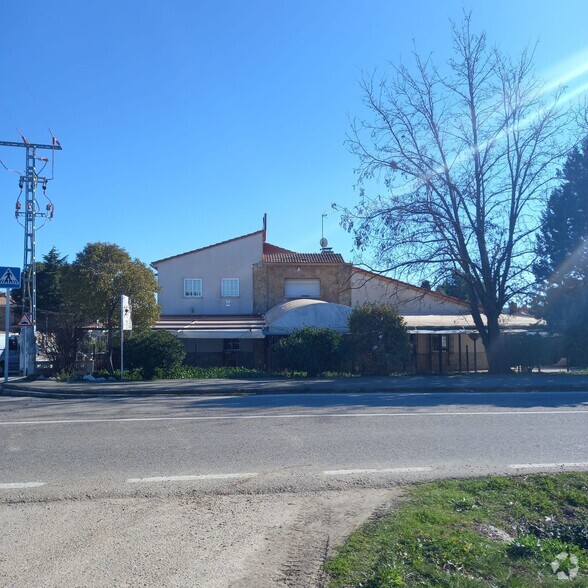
[172,390,588,411]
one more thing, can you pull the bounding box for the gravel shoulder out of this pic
[0,488,401,588]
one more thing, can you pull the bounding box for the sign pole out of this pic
[0,266,21,382]
[120,295,132,381]
[3,289,9,384]
[120,295,124,381]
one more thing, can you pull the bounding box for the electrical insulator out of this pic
[16,201,21,210]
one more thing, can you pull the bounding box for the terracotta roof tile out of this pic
[263,242,295,255]
[263,251,346,264]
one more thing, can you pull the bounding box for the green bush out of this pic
[348,304,412,375]
[503,334,561,370]
[274,327,344,376]
[123,330,186,379]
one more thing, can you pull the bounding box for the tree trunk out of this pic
[484,315,511,374]
[107,325,114,373]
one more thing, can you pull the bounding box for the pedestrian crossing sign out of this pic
[0,266,21,288]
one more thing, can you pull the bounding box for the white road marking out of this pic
[324,467,432,475]
[127,473,258,483]
[0,482,45,489]
[1,409,588,426]
[508,462,588,470]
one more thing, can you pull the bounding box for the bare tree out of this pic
[339,14,578,373]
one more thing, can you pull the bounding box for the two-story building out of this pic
[151,216,543,373]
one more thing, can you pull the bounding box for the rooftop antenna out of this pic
[0,132,62,376]
[320,212,332,253]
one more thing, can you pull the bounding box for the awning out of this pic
[153,309,545,340]
[153,316,265,339]
[264,299,352,335]
[402,314,546,333]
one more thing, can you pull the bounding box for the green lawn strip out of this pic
[326,473,588,587]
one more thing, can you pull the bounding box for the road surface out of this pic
[1,389,587,586]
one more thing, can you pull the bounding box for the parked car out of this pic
[0,334,20,376]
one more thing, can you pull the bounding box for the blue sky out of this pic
[1,1,588,271]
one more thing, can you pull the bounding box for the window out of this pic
[284,279,320,299]
[221,278,239,297]
[184,278,202,297]
[432,335,451,353]
[223,338,240,352]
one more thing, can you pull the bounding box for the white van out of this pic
[0,334,20,376]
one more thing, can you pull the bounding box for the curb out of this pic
[3,380,588,399]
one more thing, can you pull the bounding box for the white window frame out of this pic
[184,278,203,298]
[221,278,240,297]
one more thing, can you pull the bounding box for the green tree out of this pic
[65,243,160,367]
[275,327,344,376]
[435,270,470,302]
[36,246,69,331]
[534,136,588,365]
[338,14,577,373]
[348,304,411,375]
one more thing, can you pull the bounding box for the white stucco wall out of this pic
[154,232,263,315]
[350,270,470,315]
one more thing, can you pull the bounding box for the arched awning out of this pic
[264,299,352,335]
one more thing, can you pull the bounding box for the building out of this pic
[151,216,543,373]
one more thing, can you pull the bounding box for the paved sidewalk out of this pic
[2,372,588,398]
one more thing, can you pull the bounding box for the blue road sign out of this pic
[0,266,21,288]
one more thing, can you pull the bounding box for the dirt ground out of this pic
[0,488,401,588]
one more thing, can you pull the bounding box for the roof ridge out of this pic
[152,229,264,266]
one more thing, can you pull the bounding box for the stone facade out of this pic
[253,262,352,314]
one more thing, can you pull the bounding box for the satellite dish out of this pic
[320,237,328,248]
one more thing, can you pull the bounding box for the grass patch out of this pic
[152,365,354,380]
[325,473,588,587]
[79,366,355,381]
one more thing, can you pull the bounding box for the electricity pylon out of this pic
[0,135,62,375]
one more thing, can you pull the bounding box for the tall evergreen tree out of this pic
[535,136,588,284]
[36,246,69,326]
[534,135,588,365]
[436,270,470,302]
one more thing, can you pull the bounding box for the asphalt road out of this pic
[1,389,587,499]
[2,389,588,587]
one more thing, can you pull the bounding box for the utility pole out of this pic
[0,135,62,376]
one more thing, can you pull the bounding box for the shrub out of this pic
[123,330,186,379]
[503,334,561,370]
[348,304,412,375]
[274,327,344,376]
